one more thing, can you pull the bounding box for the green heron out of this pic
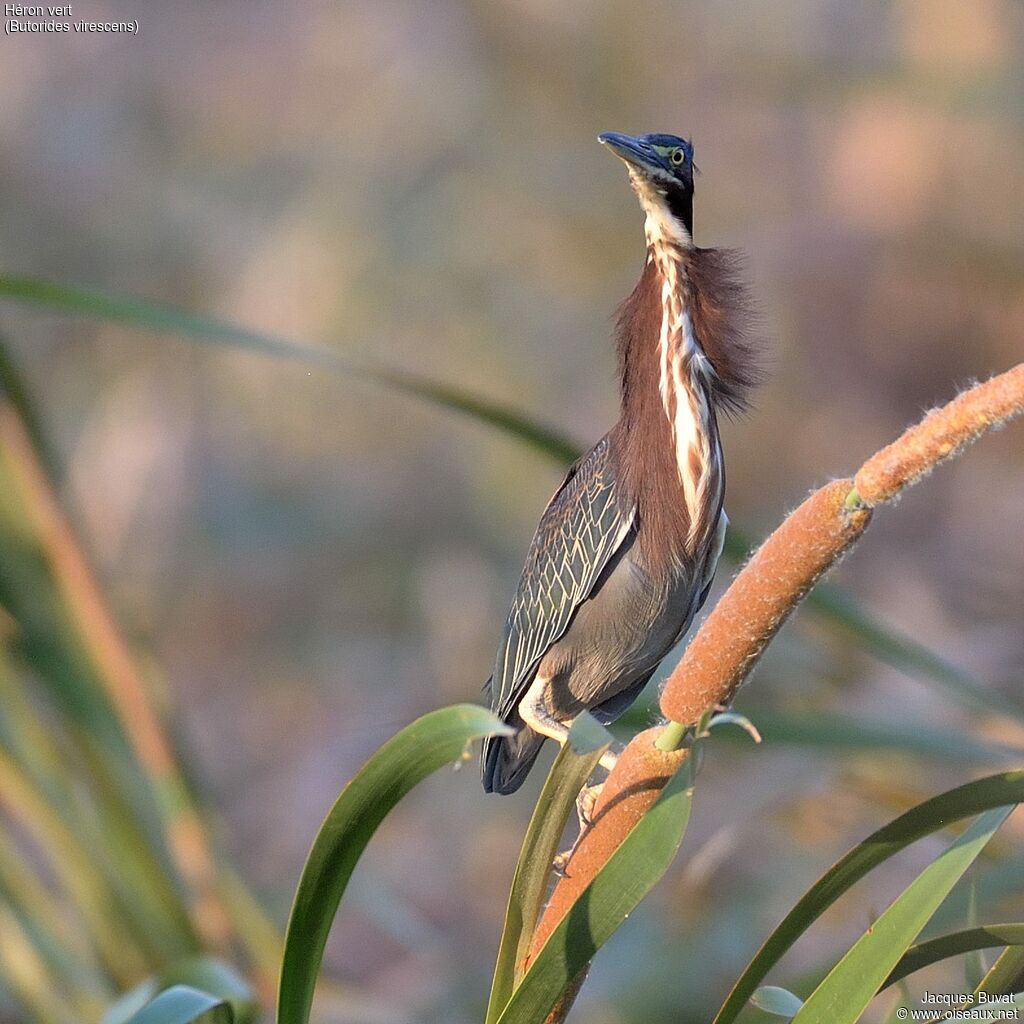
[482,131,757,795]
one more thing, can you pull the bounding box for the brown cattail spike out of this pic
[856,365,1024,507]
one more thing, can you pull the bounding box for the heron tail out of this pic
[481,725,544,795]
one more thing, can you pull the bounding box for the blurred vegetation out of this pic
[0,288,1022,1024]
[1,1,1023,1022]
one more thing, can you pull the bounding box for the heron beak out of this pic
[598,132,662,176]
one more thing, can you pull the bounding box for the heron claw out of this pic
[576,781,604,830]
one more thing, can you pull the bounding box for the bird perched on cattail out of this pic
[482,131,758,795]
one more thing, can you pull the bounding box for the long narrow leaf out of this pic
[792,807,1011,1024]
[964,879,985,990]
[619,703,1023,766]
[968,944,1024,1009]
[0,904,85,1024]
[712,771,1024,1024]
[0,274,578,462]
[277,704,510,1024]
[0,748,148,982]
[0,336,59,479]
[726,526,1014,724]
[108,959,256,1024]
[125,985,232,1024]
[883,924,1024,989]
[0,829,109,1004]
[158,961,255,1024]
[496,749,698,1024]
[745,708,1024,764]
[486,714,611,1024]
[807,584,1024,722]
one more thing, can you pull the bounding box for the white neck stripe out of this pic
[650,240,719,547]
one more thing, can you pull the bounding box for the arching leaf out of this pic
[713,772,1024,1024]
[278,704,510,1024]
[124,985,233,1024]
[496,749,697,1024]
[486,713,611,1024]
[791,808,1010,1024]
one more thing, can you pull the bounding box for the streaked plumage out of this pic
[482,131,758,794]
[488,436,635,727]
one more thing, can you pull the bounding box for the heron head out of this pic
[599,131,696,242]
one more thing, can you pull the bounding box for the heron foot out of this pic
[576,781,604,830]
[552,848,572,876]
[552,781,607,876]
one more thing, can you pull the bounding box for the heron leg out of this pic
[553,784,607,877]
[521,677,620,874]
[577,781,603,827]
[519,677,619,772]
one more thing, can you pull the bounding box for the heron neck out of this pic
[613,245,723,564]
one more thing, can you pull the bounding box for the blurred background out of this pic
[1,1,1023,1022]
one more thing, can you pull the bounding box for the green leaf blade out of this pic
[883,924,1024,990]
[806,584,1024,723]
[974,944,1024,1004]
[486,714,612,1024]
[792,807,1012,1024]
[496,749,697,1024]
[713,772,1024,1024]
[125,985,233,1024]
[751,985,804,1018]
[277,703,509,1024]
[0,274,580,464]
[105,958,256,1024]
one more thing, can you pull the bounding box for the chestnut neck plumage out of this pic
[610,189,726,574]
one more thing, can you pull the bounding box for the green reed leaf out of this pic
[713,772,1024,1024]
[0,274,578,462]
[277,704,510,1024]
[496,749,697,1024]
[883,924,1024,989]
[486,713,611,1024]
[123,985,233,1024]
[791,807,1010,1024]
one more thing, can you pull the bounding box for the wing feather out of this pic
[488,435,635,720]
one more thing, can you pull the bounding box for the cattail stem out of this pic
[655,720,689,751]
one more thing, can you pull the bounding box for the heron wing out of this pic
[489,434,636,721]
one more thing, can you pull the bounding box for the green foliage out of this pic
[104,960,256,1024]
[0,283,1021,1024]
[121,986,233,1024]
[885,924,1024,988]
[0,275,580,464]
[791,808,1009,1024]
[495,750,698,1023]
[966,944,1024,1010]
[751,986,804,1019]
[738,707,1024,764]
[713,772,1024,1024]
[277,704,509,1024]
[806,584,1024,723]
[486,714,612,1023]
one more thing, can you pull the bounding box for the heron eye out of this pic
[670,148,685,166]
